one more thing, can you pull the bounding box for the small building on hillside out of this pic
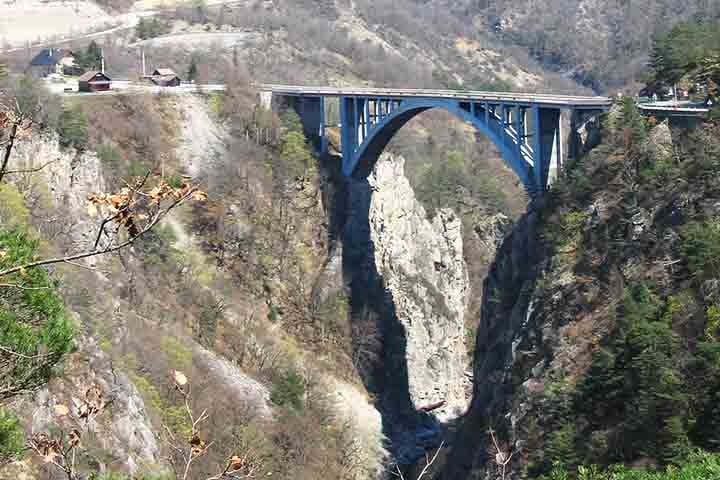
[29,48,79,78]
[150,68,181,87]
[78,71,112,92]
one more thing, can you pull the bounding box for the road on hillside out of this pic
[0,0,248,53]
[45,79,226,96]
[638,100,709,117]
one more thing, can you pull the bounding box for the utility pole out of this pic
[141,49,146,77]
[101,48,105,74]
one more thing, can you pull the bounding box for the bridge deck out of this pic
[257,84,612,108]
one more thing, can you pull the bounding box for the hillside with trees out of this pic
[429,0,720,91]
[2,3,720,480]
[439,18,720,480]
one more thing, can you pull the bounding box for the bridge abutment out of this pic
[287,96,327,154]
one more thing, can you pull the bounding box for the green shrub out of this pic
[96,143,121,166]
[680,220,720,278]
[280,131,313,176]
[545,210,590,253]
[74,41,103,70]
[575,283,687,462]
[544,451,720,480]
[0,407,23,464]
[546,422,581,471]
[280,109,303,134]
[705,305,720,341]
[0,227,75,401]
[416,150,467,214]
[58,106,88,150]
[135,17,171,40]
[0,184,30,226]
[166,174,184,189]
[270,369,305,410]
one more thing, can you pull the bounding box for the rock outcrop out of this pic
[11,332,162,476]
[11,132,106,247]
[344,153,471,461]
[5,134,163,475]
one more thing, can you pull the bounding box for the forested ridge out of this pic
[425,0,720,91]
[439,17,720,480]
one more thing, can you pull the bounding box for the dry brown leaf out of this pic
[173,370,188,386]
[229,455,244,471]
[191,191,208,201]
[190,433,207,457]
[87,202,98,217]
[53,404,70,416]
[68,429,81,448]
[43,451,58,463]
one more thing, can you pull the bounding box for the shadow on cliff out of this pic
[321,154,444,466]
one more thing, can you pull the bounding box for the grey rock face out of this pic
[346,154,470,422]
[643,120,674,161]
[7,135,162,473]
[15,332,162,475]
[11,132,105,249]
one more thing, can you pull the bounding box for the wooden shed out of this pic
[78,71,112,92]
[151,68,181,87]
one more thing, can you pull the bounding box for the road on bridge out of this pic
[256,84,613,108]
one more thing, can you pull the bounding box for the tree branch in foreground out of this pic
[392,441,444,480]
[0,174,207,278]
[165,370,265,480]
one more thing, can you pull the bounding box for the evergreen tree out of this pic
[58,106,88,150]
[0,227,74,402]
[76,40,103,71]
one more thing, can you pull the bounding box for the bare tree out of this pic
[392,441,444,480]
[26,385,108,480]
[163,370,265,480]
[487,428,519,480]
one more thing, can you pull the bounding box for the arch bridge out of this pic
[258,84,612,195]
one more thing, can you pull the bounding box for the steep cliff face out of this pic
[5,133,163,476]
[441,119,720,478]
[440,208,548,479]
[343,153,471,462]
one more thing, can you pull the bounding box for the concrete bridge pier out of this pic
[288,96,327,154]
[533,107,563,189]
[567,108,605,166]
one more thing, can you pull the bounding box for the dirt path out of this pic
[174,94,229,179]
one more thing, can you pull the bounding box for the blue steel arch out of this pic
[342,98,532,188]
[265,85,612,196]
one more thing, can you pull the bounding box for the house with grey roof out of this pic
[29,48,78,78]
[150,68,181,87]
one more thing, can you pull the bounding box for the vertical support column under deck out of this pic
[532,106,562,192]
[353,97,360,147]
[363,98,370,141]
[292,96,326,154]
[340,96,359,176]
[320,96,327,155]
[514,105,522,161]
